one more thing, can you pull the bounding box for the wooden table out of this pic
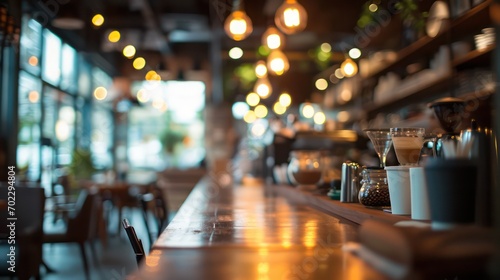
[130,177,390,280]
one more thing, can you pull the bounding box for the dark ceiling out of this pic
[23,0,421,105]
[23,0,374,76]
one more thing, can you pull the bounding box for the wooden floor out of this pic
[39,207,168,280]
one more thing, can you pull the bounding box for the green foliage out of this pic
[234,64,257,88]
[395,0,428,34]
[68,148,96,180]
[357,1,382,28]
[160,128,186,153]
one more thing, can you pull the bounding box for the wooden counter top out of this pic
[130,177,390,279]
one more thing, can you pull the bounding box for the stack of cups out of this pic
[386,128,431,219]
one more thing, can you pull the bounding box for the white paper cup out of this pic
[409,167,431,220]
[385,166,411,215]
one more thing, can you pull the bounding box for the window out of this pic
[128,81,206,169]
[42,29,62,86]
[17,71,42,181]
[20,17,42,75]
[60,44,78,93]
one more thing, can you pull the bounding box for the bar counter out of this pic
[130,177,389,280]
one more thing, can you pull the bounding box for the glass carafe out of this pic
[358,167,391,207]
[287,150,323,191]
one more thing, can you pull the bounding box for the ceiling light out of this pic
[108,30,121,43]
[28,91,40,103]
[334,68,345,79]
[340,89,352,102]
[369,4,378,12]
[267,49,289,76]
[313,112,326,125]
[300,102,315,118]
[228,47,244,59]
[273,102,286,115]
[224,1,253,41]
[337,111,350,122]
[232,102,250,119]
[348,48,361,59]
[254,77,272,99]
[246,92,260,106]
[123,45,136,58]
[254,105,268,118]
[145,70,161,81]
[320,43,331,53]
[28,56,38,66]
[275,0,308,35]
[262,26,285,50]
[315,78,328,90]
[279,92,292,107]
[94,87,107,100]
[92,14,104,27]
[133,57,146,70]
[244,110,257,123]
[255,60,268,78]
[341,58,358,77]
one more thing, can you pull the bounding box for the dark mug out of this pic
[424,158,477,230]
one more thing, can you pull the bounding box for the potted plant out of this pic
[395,0,428,45]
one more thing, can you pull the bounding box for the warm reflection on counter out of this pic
[131,177,387,280]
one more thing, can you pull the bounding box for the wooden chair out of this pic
[43,189,100,280]
[139,184,169,247]
[122,218,145,265]
[0,184,46,280]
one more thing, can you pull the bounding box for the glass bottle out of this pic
[358,167,390,207]
[287,150,322,190]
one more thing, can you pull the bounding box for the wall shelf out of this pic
[365,0,492,80]
[453,45,494,70]
[364,74,452,117]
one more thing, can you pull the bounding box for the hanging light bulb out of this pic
[267,49,289,76]
[255,60,268,78]
[262,26,285,50]
[254,77,272,99]
[274,0,308,35]
[300,102,315,118]
[224,1,253,41]
[341,58,358,77]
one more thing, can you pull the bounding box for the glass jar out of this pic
[358,167,391,207]
[287,150,323,190]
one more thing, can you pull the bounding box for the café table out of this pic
[129,177,389,280]
[83,175,157,237]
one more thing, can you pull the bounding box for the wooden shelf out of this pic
[274,184,411,225]
[365,0,492,80]
[361,45,493,117]
[364,74,452,117]
[453,45,495,69]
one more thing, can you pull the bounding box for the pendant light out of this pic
[274,0,308,35]
[267,49,289,76]
[254,76,272,99]
[340,58,358,77]
[224,0,253,41]
[254,60,268,78]
[262,26,285,50]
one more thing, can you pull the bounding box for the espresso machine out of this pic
[427,97,466,157]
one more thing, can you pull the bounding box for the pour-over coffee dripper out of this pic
[428,97,465,157]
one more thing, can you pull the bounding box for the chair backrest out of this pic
[0,183,46,237]
[0,183,46,279]
[66,189,100,242]
[122,218,145,265]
